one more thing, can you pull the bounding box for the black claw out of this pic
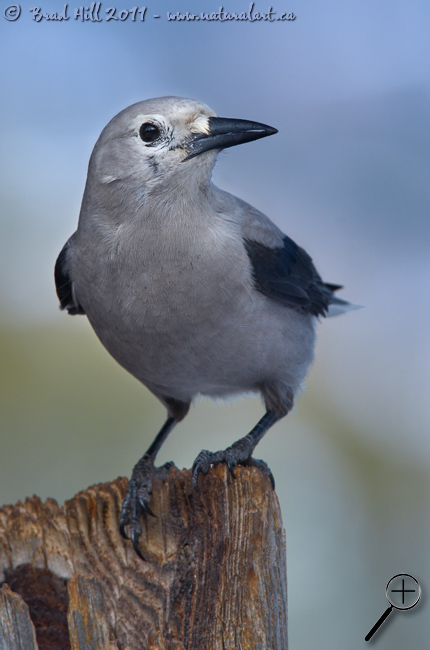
[132,538,145,561]
[226,460,236,479]
[130,520,144,560]
[192,468,201,492]
[119,522,129,540]
[245,458,276,489]
[141,502,155,517]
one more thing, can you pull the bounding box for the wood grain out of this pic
[0,584,38,650]
[0,466,287,650]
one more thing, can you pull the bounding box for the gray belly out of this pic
[83,280,315,403]
[73,230,315,402]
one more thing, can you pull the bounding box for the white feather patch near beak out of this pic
[189,114,211,135]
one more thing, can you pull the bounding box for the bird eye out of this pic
[139,123,161,143]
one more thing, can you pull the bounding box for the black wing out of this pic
[54,239,85,315]
[244,235,340,317]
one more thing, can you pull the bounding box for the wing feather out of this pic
[54,239,85,315]
[244,235,337,317]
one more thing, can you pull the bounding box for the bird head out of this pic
[88,96,277,191]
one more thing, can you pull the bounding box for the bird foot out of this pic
[119,455,174,560]
[192,436,274,490]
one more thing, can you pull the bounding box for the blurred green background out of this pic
[1,1,429,647]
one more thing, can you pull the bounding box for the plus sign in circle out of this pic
[386,574,421,610]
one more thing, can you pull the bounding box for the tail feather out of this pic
[327,295,364,317]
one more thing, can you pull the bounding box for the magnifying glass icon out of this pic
[365,574,421,642]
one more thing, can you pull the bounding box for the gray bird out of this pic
[55,96,355,558]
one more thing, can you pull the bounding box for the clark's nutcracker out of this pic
[55,96,355,558]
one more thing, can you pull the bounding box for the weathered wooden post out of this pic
[0,465,287,649]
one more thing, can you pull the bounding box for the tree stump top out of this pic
[0,465,287,650]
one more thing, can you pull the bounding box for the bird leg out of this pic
[119,416,177,560]
[192,410,280,490]
[120,397,190,559]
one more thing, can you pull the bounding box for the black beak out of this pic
[183,117,278,161]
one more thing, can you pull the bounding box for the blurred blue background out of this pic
[1,0,429,647]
